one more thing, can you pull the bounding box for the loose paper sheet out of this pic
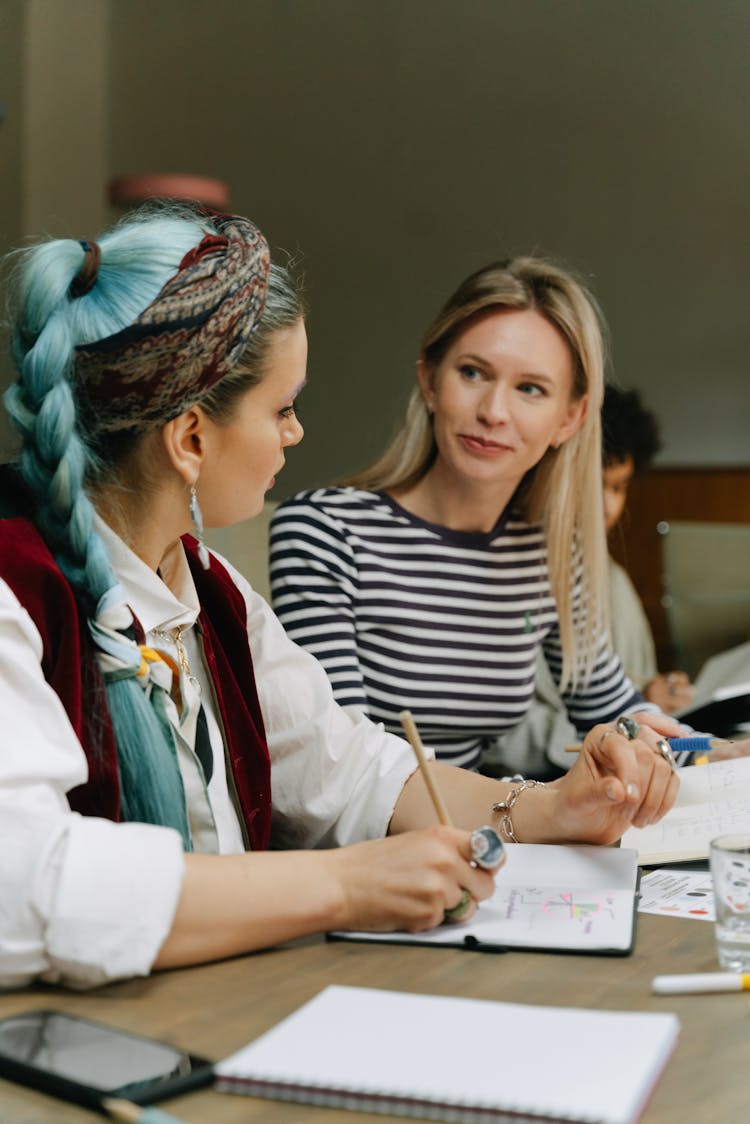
[638,868,715,921]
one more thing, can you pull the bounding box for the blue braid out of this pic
[4,211,211,848]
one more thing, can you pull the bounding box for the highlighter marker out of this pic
[652,972,750,996]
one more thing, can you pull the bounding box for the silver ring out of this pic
[444,887,473,922]
[470,826,505,870]
[615,715,640,741]
[655,738,677,773]
[598,728,619,750]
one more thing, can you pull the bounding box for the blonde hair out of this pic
[347,256,608,690]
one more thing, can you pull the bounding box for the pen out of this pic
[565,735,728,755]
[651,972,750,995]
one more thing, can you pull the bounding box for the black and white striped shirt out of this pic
[269,487,643,770]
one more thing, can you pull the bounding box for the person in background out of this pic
[0,210,679,991]
[270,257,678,778]
[601,385,693,714]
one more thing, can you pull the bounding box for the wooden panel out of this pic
[609,466,750,668]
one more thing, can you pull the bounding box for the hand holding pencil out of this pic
[399,710,505,922]
[551,715,681,841]
[566,734,750,766]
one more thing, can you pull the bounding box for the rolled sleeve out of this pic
[35,818,184,989]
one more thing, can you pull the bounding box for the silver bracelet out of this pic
[491,779,545,843]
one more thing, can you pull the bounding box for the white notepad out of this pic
[215,985,680,1124]
[622,756,750,864]
[332,843,639,955]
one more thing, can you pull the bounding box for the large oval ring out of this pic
[615,715,640,741]
[470,826,505,870]
[655,737,678,773]
[444,887,473,922]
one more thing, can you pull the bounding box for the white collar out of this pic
[94,515,201,636]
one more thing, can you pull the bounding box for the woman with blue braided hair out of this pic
[0,206,678,990]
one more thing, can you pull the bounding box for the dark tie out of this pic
[194,704,213,784]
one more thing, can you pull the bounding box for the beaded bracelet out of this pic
[491,779,546,843]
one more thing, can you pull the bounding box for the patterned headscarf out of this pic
[74,213,270,433]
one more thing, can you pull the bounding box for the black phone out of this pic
[0,1008,214,1110]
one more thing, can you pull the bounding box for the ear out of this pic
[552,393,588,449]
[416,357,436,413]
[161,406,209,484]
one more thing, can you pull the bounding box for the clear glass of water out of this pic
[709,834,750,971]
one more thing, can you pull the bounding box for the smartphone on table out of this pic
[0,1008,214,1111]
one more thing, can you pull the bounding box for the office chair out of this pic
[658,520,750,679]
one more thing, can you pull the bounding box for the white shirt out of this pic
[0,525,420,990]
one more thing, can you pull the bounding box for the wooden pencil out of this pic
[399,709,453,827]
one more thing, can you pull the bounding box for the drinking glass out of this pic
[709,834,750,971]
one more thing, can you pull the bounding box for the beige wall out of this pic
[0,0,109,460]
[3,1,748,488]
[0,0,25,456]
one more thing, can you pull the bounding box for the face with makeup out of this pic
[196,318,307,526]
[418,308,586,498]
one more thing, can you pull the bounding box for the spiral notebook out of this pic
[215,985,680,1124]
[331,844,640,955]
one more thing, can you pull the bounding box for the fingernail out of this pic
[605,783,618,801]
[626,783,639,800]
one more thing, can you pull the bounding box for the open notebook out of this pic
[331,843,639,955]
[215,984,679,1124]
[622,756,750,864]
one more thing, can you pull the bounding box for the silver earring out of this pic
[189,485,210,570]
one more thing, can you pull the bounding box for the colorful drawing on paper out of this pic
[542,892,615,924]
[501,887,618,935]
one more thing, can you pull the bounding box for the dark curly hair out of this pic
[601,385,661,473]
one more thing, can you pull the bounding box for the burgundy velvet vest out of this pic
[0,516,272,850]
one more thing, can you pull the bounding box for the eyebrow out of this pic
[457,353,556,384]
[290,378,308,398]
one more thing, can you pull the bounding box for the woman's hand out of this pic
[326,825,502,933]
[552,721,680,846]
[628,710,686,737]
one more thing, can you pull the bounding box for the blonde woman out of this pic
[270,258,679,777]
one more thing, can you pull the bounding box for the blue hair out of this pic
[5,209,214,849]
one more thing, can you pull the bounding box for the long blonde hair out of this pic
[347,256,608,690]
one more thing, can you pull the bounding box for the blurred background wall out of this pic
[1,0,748,499]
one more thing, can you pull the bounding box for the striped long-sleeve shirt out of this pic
[269,487,644,770]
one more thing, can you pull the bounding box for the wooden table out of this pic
[0,912,747,1123]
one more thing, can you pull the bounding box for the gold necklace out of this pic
[152,626,197,686]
